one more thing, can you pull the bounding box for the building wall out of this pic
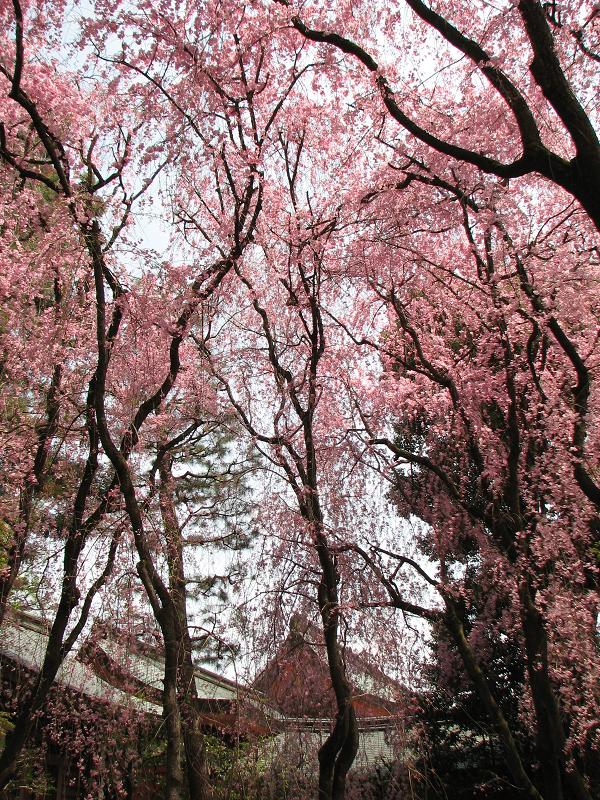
[269,720,399,773]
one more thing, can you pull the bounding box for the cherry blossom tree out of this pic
[0,0,256,791]
[197,124,372,797]
[74,4,324,797]
[0,2,598,800]
[275,0,600,230]
[328,163,600,800]
[0,0,176,786]
[0,0,313,793]
[253,7,600,797]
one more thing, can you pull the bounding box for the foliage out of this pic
[0,1,598,799]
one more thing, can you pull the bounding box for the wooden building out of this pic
[0,611,404,798]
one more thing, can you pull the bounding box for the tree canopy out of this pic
[0,1,598,799]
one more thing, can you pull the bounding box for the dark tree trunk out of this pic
[311,503,359,800]
[159,453,209,800]
[443,602,543,800]
[518,581,592,800]
[163,624,186,800]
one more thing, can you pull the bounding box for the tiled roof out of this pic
[252,617,403,721]
[0,613,160,715]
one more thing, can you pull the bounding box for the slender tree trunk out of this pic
[0,350,113,790]
[158,453,209,800]
[443,602,543,800]
[175,587,209,800]
[313,519,359,800]
[163,625,186,800]
[90,216,219,800]
[0,471,118,790]
[181,676,209,800]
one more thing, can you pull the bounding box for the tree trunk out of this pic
[444,602,543,800]
[182,690,209,800]
[163,627,186,800]
[518,581,592,800]
[159,453,209,800]
[314,527,359,800]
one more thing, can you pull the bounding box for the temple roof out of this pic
[252,615,403,720]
